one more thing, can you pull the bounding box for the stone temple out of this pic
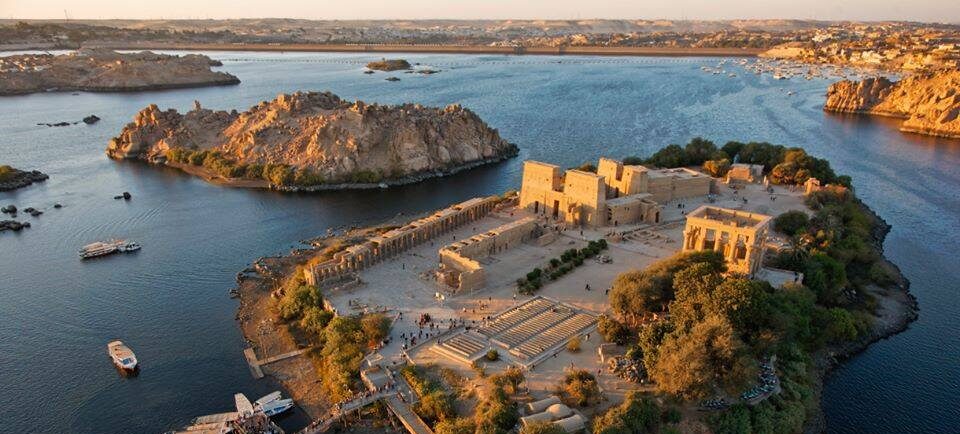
[681,205,772,275]
[518,158,712,228]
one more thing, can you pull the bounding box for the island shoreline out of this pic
[803,200,919,433]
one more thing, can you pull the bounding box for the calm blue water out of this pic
[0,52,957,433]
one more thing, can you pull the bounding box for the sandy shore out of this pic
[78,42,764,57]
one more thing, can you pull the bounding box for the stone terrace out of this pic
[432,297,597,368]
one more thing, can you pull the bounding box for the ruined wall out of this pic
[438,217,538,291]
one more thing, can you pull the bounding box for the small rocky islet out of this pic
[824,70,960,139]
[0,165,48,192]
[106,91,518,190]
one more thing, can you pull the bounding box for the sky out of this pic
[1,0,958,22]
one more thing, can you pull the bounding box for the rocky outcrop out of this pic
[824,71,960,139]
[366,59,411,71]
[0,49,239,96]
[107,91,518,188]
[0,167,49,192]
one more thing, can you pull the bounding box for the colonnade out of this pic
[306,196,499,284]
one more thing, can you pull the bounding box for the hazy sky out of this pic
[1,0,958,22]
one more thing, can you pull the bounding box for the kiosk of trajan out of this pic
[681,205,772,275]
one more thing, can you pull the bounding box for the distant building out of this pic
[682,205,772,275]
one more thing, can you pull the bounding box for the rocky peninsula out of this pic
[824,71,960,139]
[106,91,518,190]
[0,48,239,96]
[0,165,48,191]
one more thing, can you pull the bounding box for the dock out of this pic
[244,347,312,379]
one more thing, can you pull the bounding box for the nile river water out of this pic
[0,52,957,433]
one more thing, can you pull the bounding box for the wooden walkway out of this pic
[244,347,313,379]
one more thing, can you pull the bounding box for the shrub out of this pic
[520,421,567,434]
[435,418,475,434]
[558,369,600,407]
[486,349,500,361]
[703,158,732,177]
[549,258,561,268]
[774,210,810,236]
[598,314,633,345]
[567,336,582,352]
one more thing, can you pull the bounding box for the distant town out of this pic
[2,19,959,70]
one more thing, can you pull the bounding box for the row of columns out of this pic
[312,198,498,282]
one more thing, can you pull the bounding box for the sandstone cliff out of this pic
[107,91,518,188]
[0,48,239,95]
[824,71,960,139]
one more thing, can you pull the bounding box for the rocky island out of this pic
[0,165,48,191]
[106,91,518,190]
[0,48,239,96]
[365,58,411,71]
[824,70,960,139]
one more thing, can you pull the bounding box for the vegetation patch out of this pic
[516,239,608,295]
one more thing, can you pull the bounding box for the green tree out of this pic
[650,315,755,399]
[703,158,732,177]
[593,391,661,434]
[435,418,475,434]
[520,421,567,434]
[558,369,600,407]
[774,210,810,236]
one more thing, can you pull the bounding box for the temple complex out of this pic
[518,158,711,228]
[681,205,772,275]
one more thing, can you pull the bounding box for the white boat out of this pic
[79,240,140,258]
[254,391,294,417]
[107,340,138,371]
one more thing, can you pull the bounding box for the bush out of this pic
[558,369,600,407]
[703,158,732,177]
[474,385,518,434]
[486,349,500,361]
[520,421,567,434]
[435,418,475,434]
[549,258,561,268]
[567,336,582,352]
[598,314,632,345]
[277,278,323,321]
[593,389,661,433]
[300,306,333,335]
[774,210,810,236]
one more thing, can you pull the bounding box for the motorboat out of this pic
[107,340,138,371]
[79,240,140,259]
[254,391,294,417]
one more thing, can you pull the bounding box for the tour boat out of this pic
[107,340,138,371]
[254,391,294,417]
[78,240,140,259]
